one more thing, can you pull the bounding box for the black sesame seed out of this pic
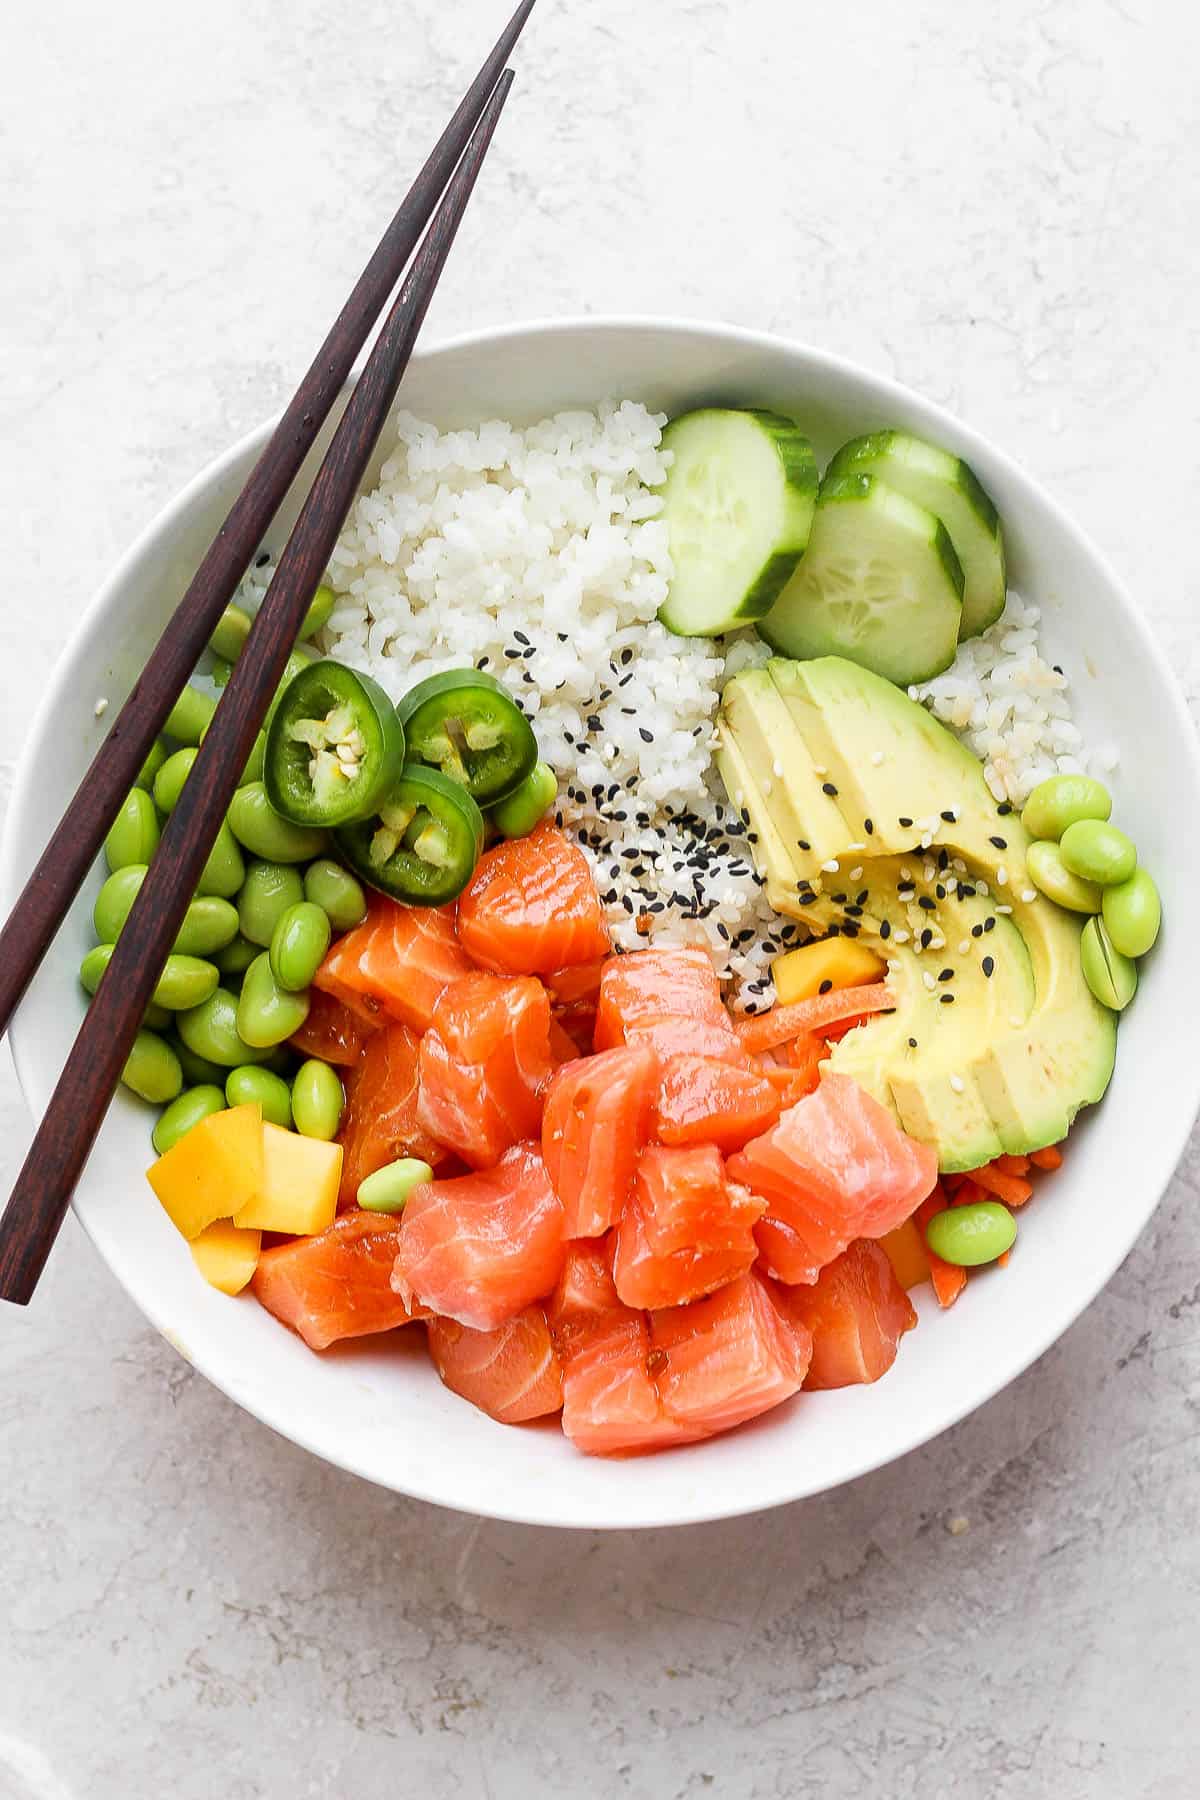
[1052,665,1064,677]
[938,848,949,871]
[899,816,913,828]
[989,836,1008,850]
[798,893,817,906]
[918,896,936,912]
[879,920,892,940]
[941,810,956,823]
[255,551,271,567]
[826,922,840,937]
[984,916,996,933]
[842,922,861,939]
[503,647,521,660]
[908,1036,918,1049]
[920,928,933,949]
[936,884,946,900]
[620,647,633,664]
[982,955,995,978]
[797,839,811,852]
[832,892,848,905]
[997,801,1013,816]
[476,657,490,670]
[639,728,654,744]
[971,924,984,938]
[513,629,530,646]
[822,782,838,797]
[864,819,874,835]
[940,993,955,1005]
[818,979,833,995]
[938,968,954,983]
[845,905,864,919]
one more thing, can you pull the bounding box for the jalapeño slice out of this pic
[396,669,538,807]
[335,765,485,907]
[265,660,406,828]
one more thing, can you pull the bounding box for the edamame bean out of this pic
[1060,819,1136,887]
[174,1039,227,1088]
[177,987,274,1067]
[215,932,259,976]
[153,747,198,815]
[236,953,311,1048]
[270,902,331,993]
[303,858,368,932]
[152,1085,226,1156]
[93,864,147,942]
[80,944,218,1010]
[357,1157,433,1214]
[1080,916,1138,1011]
[1102,867,1161,959]
[195,820,246,898]
[104,788,160,872]
[134,737,168,792]
[228,782,327,863]
[173,895,240,957]
[122,1029,183,1105]
[209,603,252,663]
[225,1064,293,1129]
[291,1059,345,1141]
[164,684,217,745]
[924,1201,1016,1268]
[491,761,559,839]
[236,858,306,946]
[1021,774,1111,842]
[300,584,336,640]
[143,1002,173,1032]
[1025,841,1103,915]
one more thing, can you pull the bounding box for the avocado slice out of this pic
[717,655,1116,1168]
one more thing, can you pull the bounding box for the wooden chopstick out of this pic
[0,71,516,1307]
[0,0,536,1047]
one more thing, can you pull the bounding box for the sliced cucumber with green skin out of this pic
[826,431,1005,639]
[758,472,964,687]
[657,409,818,637]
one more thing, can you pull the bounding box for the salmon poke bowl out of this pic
[5,319,1199,1528]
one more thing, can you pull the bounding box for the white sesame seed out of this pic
[1021,888,1037,903]
[900,866,912,882]
[849,866,863,881]
[772,760,784,779]
[94,697,109,718]
[997,866,1009,885]
[847,843,866,853]
[995,903,1014,914]
[822,860,840,874]
[921,833,933,849]
[923,971,937,991]
[762,780,773,797]
[958,939,970,955]
[813,766,827,776]
[952,858,967,874]
[892,929,911,944]
[976,880,990,896]
[949,1075,966,1094]
[871,750,885,766]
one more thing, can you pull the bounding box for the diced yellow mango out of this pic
[190,1218,262,1295]
[880,1219,931,1291]
[232,1122,341,1235]
[772,938,886,1005]
[147,1103,264,1240]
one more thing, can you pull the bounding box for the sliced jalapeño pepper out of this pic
[265,660,406,828]
[397,669,538,807]
[335,766,485,907]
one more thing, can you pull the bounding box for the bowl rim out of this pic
[5,313,1200,1529]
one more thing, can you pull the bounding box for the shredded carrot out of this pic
[997,1250,1012,1268]
[735,983,896,1056]
[951,1177,988,1207]
[995,1153,1031,1177]
[1030,1145,1063,1171]
[971,1163,1034,1208]
[914,1188,967,1308]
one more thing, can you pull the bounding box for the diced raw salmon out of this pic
[594,947,744,1063]
[417,974,557,1169]
[544,958,605,1053]
[336,1020,450,1209]
[541,1045,657,1238]
[774,1240,917,1388]
[314,897,476,1034]
[545,1237,635,1367]
[252,1212,429,1351]
[456,823,611,976]
[612,1144,764,1310]
[729,1073,938,1285]
[653,1054,780,1152]
[393,1142,566,1330]
[289,987,379,1067]
[561,1316,707,1457]
[649,1272,812,1436]
[427,1306,563,1423]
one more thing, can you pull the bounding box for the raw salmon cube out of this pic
[456,823,611,976]
[653,1055,781,1152]
[417,974,557,1170]
[545,1237,637,1367]
[542,1044,657,1238]
[314,897,475,1034]
[427,1306,564,1424]
[561,1316,707,1457]
[649,1273,812,1436]
[773,1240,917,1388]
[612,1144,764,1310]
[594,947,744,1063]
[252,1212,430,1352]
[336,1020,450,1210]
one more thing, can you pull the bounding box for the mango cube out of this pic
[147,1104,264,1240]
[879,1219,931,1291]
[190,1219,262,1295]
[772,938,886,1006]
[233,1122,341,1236]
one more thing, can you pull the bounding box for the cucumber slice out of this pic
[758,473,964,687]
[826,431,1005,638]
[658,409,817,637]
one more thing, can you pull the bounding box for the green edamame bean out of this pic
[1025,841,1103,915]
[122,1029,183,1105]
[134,737,168,792]
[236,859,306,946]
[1102,867,1161,959]
[177,987,274,1067]
[269,902,331,993]
[1060,818,1136,887]
[214,931,259,977]
[173,895,240,957]
[174,1039,227,1088]
[491,761,559,840]
[357,1157,434,1214]
[80,944,218,1011]
[924,1201,1016,1268]
[80,943,115,995]
[209,603,252,663]
[195,820,246,899]
[153,747,198,815]
[93,864,147,942]
[165,684,217,745]
[104,788,160,872]
[225,1064,293,1129]
[303,858,368,932]
[291,1059,345,1141]
[228,782,327,863]
[152,1085,226,1156]
[236,952,311,1048]
[300,584,336,640]
[263,646,317,730]
[1021,774,1111,842]
[1080,916,1138,1011]
[143,1001,173,1032]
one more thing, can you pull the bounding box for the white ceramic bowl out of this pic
[5,320,1199,1529]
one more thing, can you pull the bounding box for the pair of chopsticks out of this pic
[0,2,537,1305]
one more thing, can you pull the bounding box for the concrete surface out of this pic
[2,1,1198,1794]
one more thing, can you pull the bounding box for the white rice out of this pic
[239,403,1110,1010]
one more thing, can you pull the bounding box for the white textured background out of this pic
[2,3,1198,1795]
